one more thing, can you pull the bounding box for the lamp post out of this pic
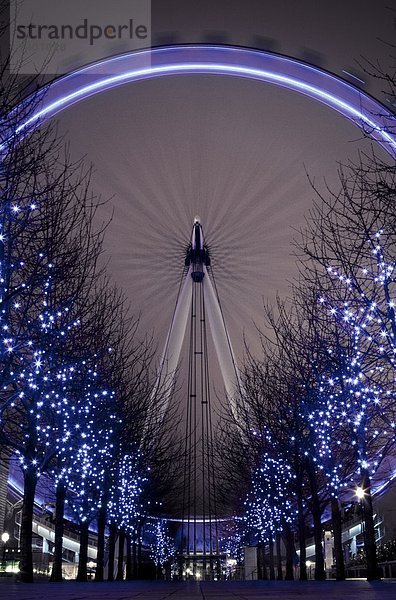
[355,487,366,558]
[306,560,312,579]
[1,532,9,566]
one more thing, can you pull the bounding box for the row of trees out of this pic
[0,11,181,583]
[219,70,395,580]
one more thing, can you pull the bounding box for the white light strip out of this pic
[10,62,396,155]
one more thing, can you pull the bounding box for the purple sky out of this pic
[54,0,394,390]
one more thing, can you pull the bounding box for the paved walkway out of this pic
[0,580,395,599]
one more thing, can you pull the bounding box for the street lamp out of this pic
[1,532,9,564]
[305,560,312,579]
[355,486,365,500]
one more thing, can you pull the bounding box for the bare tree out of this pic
[297,131,396,580]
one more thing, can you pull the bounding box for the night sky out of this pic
[54,0,394,388]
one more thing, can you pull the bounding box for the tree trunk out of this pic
[0,449,10,545]
[50,479,66,582]
[269,538,275,580]
[276,533,283,580]
[297,486,307,581]
[125,535,132,580]
[116,531,125,580]
[257,542,267,579]
[107,523,117,581]
[76,521,89,581]
[20,467,38,583]
[283,523,294,580]
[137,536,142,578]
[132,538,137,579]
[330,496,345,580]
[307,463,325,580]
[95,504,106,582]
[361,469,379,581]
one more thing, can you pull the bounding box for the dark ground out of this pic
[0,580,396,599]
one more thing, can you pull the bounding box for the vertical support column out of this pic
[203,268,241,417]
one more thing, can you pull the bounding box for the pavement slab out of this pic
[0,580,395,600]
